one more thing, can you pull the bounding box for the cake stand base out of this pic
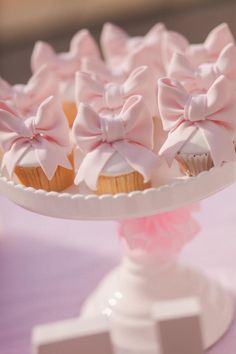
[81,262,234,353]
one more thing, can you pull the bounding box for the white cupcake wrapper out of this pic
[176,153,214,176]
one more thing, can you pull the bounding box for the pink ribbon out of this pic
[162,23,235,71]
[158,75,236,166]
[168,43,236,92]
[100,22,166,76]
[72,96,159,190]
[76,65,157,115]
[0,65,58,115]
[31,29,100,79]
[0,96,71,179]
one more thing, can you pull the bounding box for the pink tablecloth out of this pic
[0,184,236,354]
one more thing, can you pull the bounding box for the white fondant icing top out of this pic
[101,153,134,177]
[179,128,210,155]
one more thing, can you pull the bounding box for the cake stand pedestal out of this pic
[0,162,236,353]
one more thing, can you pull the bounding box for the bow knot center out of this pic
[185,94,207,122]
[22,117,43,141]
[104,83,124,109]
[101,115,125,143]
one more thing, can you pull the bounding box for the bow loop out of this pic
[31,41,55,73]
[101,23,129,63]
[185,95,207,122]
[216,43,236,80]
[34,96,70,146]
[81,57,125,84]
[204,23,235,58]
[70,29,100,59]
[104,83,124,109]
[158,78,188,131]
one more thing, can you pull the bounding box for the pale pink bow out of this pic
[0,96,71,179]
[31,29,100,79]
[162,23,235,71]
[100,22,166,76]
[0,65,58,116]
[81,57,127,84]
[158,75,236,166]
[168,43,236,92]
[72,96,158,190]
[76,66,157,115]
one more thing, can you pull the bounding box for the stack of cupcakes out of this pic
[0,22,236,195]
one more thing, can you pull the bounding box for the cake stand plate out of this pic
[0,162,236,220]
[1,162,236,352]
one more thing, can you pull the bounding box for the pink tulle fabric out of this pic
[119,205,200,259]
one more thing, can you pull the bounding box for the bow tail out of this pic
[2,141,30,177]
[198,121,236,166]
[113,141,159,183]
[34,139,72,180]
[159,122,197,166]
[75,144,115,190]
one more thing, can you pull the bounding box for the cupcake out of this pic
[158,75,236,176]
[76,65,157,117]
[31,29,100,127]
[0,65,58,116]
[162,22,235,73]
[168,43,236,93]
[72,95,159,195]
[0,96,74,191]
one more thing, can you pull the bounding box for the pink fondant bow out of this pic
[31,29,100,79]
[76,66,157,115]
[168,43,236,92]
[0,65,58,115]
[100,22,166,76]
[81,57,127,84]
[162,23,235,71]
[158,75,236,166]
[72,96,158,190]
[0,96,71,179]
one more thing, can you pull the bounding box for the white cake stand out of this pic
[0,161,236,353]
